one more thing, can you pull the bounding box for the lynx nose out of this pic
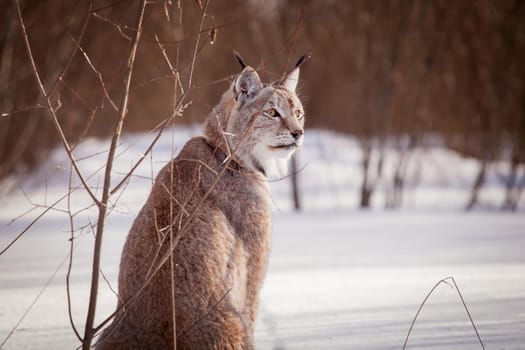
[291,129,304,140]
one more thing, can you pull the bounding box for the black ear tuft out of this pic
[295,52,312,69]
[233,50,247,69]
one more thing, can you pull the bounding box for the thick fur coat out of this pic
[96,62,304,349]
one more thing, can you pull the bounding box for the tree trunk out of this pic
[290,153,301,211]
[466,158,488,211]
[359,140,373,209]
[501,150,522,211]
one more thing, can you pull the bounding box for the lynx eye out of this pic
[295,110,304,119]
[264,108,280,119]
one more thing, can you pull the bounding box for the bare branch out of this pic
[187,0,210,90]
[92,0,129,14]
[155,34,185,95]
[92,12,133,41]
[1,182,88,256]
[261,0,310,72]
[66,166,83,342]
[109,94,191,196]
[0,104,47,117]
[14,0,100,205]
[59,78,92,110]
[168,157,177,349]
[71,34,119,111]
[82,0,148,347]
[47,1,93,95]
[403,276,486,350]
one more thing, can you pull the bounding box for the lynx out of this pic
[96,54,306,349]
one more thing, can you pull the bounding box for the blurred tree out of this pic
[2,0,524,211]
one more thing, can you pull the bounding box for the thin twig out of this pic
[261,0,310,71]
[110,114,178,195]
[92,12,133,41]
[14,0,100,206]
[1,135,137,256]
[0,104,47,117]
[145,165,203,279]
[266,161,308,183]
[187,0,210,90]
[66,165,83,342]
[450,277,486,350]
[283,0,310,76]
[59,78,92,110]
[176,289,232,340]
[169,159,177,349]
[155,34,184,95]
[109,57,192,196]
[47,1,93,95]
[0,190,76,255]
[92,0,129,13]
[82,1,148,348]
[86,223,120,298]
[403,276,485,350]
[72,34,119,111]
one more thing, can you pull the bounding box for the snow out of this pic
[0,127,524,349]
[257,212,525,349]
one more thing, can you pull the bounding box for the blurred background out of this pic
[1,0,524,211]
[1,2,525,349]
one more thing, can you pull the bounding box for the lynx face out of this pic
[217,66,305,178]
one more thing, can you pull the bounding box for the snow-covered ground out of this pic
[0,128,524,349]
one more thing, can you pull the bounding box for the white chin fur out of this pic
[252,144,295,179]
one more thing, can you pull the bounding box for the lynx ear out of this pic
[281,67,299,92]
[233,50,247,69]
[234,68,263,101]
[281,53,310,92]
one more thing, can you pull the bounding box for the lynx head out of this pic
[204,54,307,178]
